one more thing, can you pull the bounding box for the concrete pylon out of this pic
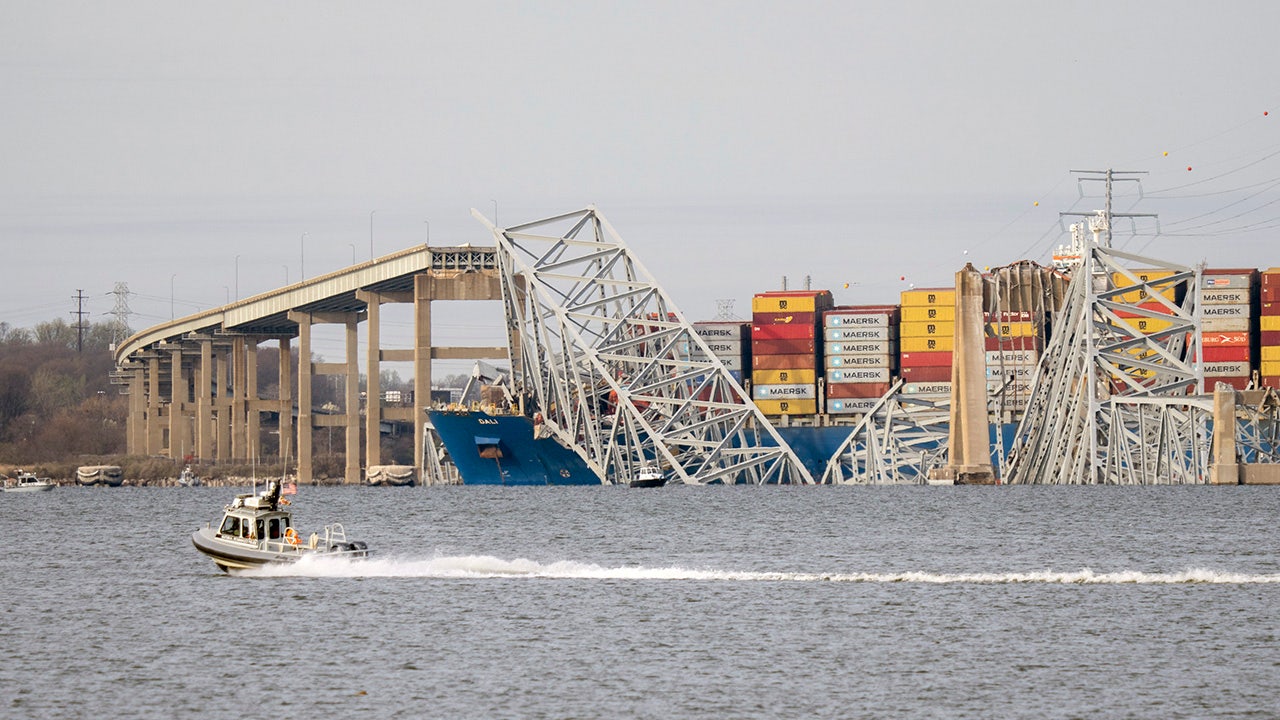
[946,263,995,484]
[1209,382,1239,485]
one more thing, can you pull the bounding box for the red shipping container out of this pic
[1200,346,1251,362]
[1201,331,1250,347]
[827,382,892,399]
[829,304,901,315]
[752,338,817,355]
[1261,375,1280,390]
[984,336,1043,351]
[899,351,953,368]
[1261,331,1280,346]
[1262,302,1280,316]
[752,323,818,341]
[752,311,817,326]
[1113,301,1176,319]
[752,353,817,370]
[1206,376,1251,391]
[899,365,951,382]
[1263,286,1280,303]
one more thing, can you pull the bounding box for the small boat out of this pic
[191,479,369,572]
[176,466,200,487]
[2,470,56,492]
[629,464,667,488]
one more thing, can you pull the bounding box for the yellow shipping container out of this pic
[1262,315,1280,332]
[1110,270,1178,304]
[901,305,955,322]
[900,288,956,307]
[752,368,817,385]
[1115,315,1176,334]
[1261,360,1280,377]
[900,320,954,338]
[900,335,955,353]
[751,293,830,314]
[986,321,1036,338]
[753,398,818,416]
[1261,346,1280,362]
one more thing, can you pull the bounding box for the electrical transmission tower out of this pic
[109,282,133,346]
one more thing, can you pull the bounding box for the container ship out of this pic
[424,263,1277,485]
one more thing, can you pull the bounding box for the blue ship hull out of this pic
[427,410,601,485]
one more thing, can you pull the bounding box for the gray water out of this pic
[2,485,1278,719]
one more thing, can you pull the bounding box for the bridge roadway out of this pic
[112,245,504,483]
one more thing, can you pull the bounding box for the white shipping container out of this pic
[1202,317,1251,332]
[752,383,817,400]
[1202,274,1255,290]
[985,364,1037,380]
[825,340,895,354]
[1199,289,1251,305]
[827,398,880,414]
[693,323,748,340]
[985,349,1039,365]
[825,313,891,328]
[1202,304,1251,319]
[827,353,892,369]
[826,326,896,342]
[987,379,1035,395]
[902,382,952,395]
[827,367,891,384]
[1203,361,1250,376]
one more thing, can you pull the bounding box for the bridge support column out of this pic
[246,340,260,465]
[345,316,361,484]
[414,275,433,482]
[1210,383,1239,485]
[293,314,314,483]
[147,356,163,455]
[358,290,383,472]
[215,347,230,461]
[169,347,188,460]
[232,339,247,462]
[196,338,213,461]
[126,367,145,454]
[944,262,994,484]
[278,338,293,467]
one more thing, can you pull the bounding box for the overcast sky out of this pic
[4,1,1280,368]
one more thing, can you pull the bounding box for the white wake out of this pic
[237,555,1280,584]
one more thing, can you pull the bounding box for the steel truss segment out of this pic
[820,380,952,485]
[1004,242,1211,484]
[475,206,813,485]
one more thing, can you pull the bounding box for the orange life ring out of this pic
[284,527,299,546]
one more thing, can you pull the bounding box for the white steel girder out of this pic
[474,206,813,485]
[820,381,952,484]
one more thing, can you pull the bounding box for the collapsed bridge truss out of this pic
[476,206,813,485]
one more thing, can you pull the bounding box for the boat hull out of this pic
[428,410,600,485]
[191,528,368,573]
[2,483,55,492]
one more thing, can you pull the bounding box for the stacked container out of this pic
[751,290,833,417]
[1200,268,1257,391]
[823,305,899,415]
[691,321,751,385]
[1261,269,1280,390]
[898,287,955,404]
[984,311,1042,416]
[1110,269,1181,386]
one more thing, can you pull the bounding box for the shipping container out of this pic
[755,398,819,415]
[826,382,892,399]
[1202,361,1251,376]
[752,323,818,341]
[752,368,817,385]
[1111,269,1180,304]
[986,321,1037,338]
[752,338,817,355]
[1203,268,1258,289]
[752,311,817,326]
[1199,289,1252,305]
[899,351,953,367]
[827,367,892,384]
[1261,331,1280,346]
[1115,315,1177,334]
[1262,315,1280,333]
[899,320,954,338]
[826,326,896,342]
[1200,346,1251,363]
[1207,376,1251,391]
[825,341,894,355]
[1263,376,1280,391]
[899,365,952,382]
[900,336,955,353]
[984,336,1043,351]
[983,311,1036,322]
[1263,346,1280,362]
[1201,331,1250,347]
[692,322,750,341]
[752,353,818,370]
[902,381,952,395]
[752,383,817,401]
[985,349,1039,365]
[1201,304,1251,319]
[827,398,880,414]
[751,291,834,314]
[1261,360,1280,377]
[824,311,895,327]
[1202,317,1252,333]
[900,288,956,307]
[901,306,956,323]
[985,365,1037,380]
[825,353,894,369]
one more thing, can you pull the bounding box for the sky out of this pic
[4,1,1280,371]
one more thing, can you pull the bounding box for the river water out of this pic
[2,485,1278,719]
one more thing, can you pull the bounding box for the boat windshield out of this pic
[220,516,241,536]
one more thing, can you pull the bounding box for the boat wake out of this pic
[236,555,1280,584]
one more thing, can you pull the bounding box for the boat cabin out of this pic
[215,491,294,545]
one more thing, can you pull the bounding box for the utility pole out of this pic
[1061,169,1158,247]
[70,289,89,353]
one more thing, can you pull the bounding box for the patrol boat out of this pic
[2,470,55,492]
[191,479,369,572]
